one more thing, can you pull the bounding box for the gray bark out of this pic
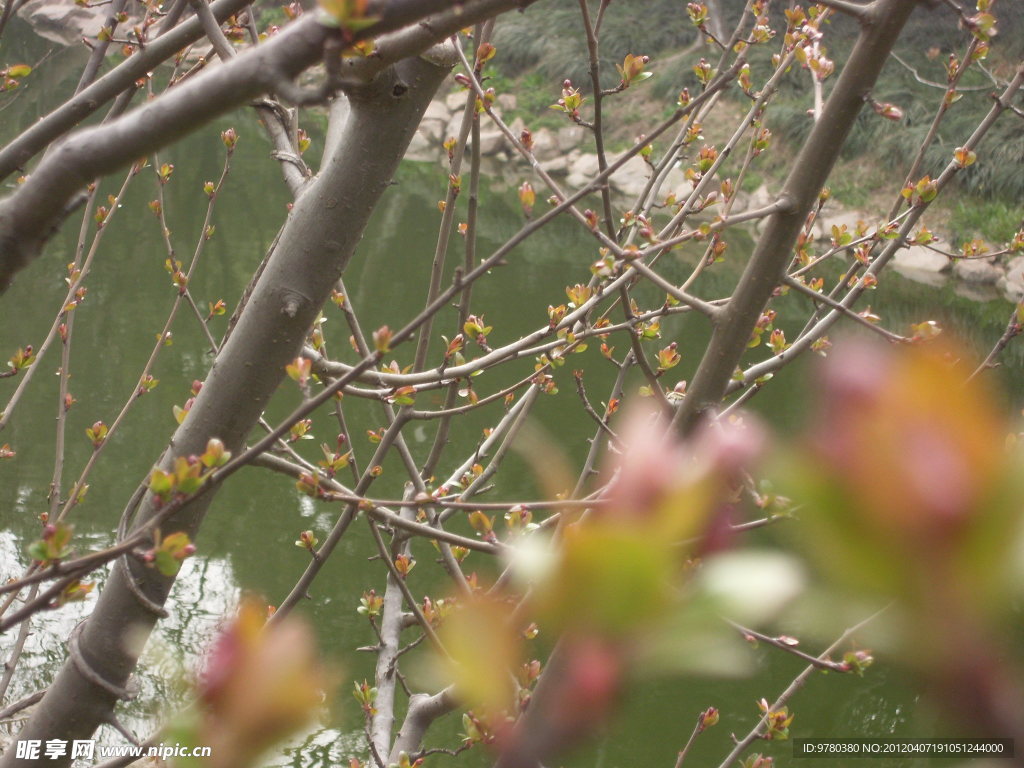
[495,3,921,768]
[388,688,456,763]
[0,0,528,293]
[674,0,919,433]
[0,0,251,182]
[0,48,455,768]
[0,12,331,292]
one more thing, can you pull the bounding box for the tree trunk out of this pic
[1,50,455,768]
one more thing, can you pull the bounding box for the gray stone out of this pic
[817,207,870,242]
[726,190,750,213]
[998,256,1024,302]
[445,90,470,112]
[404,131,436,163]
[895,267,950,290]
[418,118,445,143]
[538,155,569,175]
[565,173,588,191]
[496,93,518,112]
[531,128,559,161]
[557,125,586,153]
[508,117,526,140]
[443,115,462,144]
[998,277,1024,303]
[892,244,949,273]
[747,183,775,212]
[953,281,1000,303]
[477,130,506,156]
[432,118,510,156]
[19,0,107,45]
[608,153,651,198]
[422,100,451,123]
[566,152,599,191]
[570,152,600,178]
[952,257,1002,285]
[1006,256,1024,281]
[661,167,688,202]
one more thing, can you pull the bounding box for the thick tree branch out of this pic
[672,0,918,434]
[0,0,539,293]
[388,687,457,764]
[0,0,251,183]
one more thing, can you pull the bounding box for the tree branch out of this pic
[387,687,457,764]
[672,0,918,434]
[0,0,540,293]
[713,610,884,768]
[0,0,251,183]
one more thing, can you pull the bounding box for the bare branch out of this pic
[713,609,886,768]
[0,0,541,293]
[0,0,251,183]
[782,275,907,343]
[573,371,619,443]
[627,257,722,319]
[968,306,1024,381]
[726,620,851,673]
[888,50,991,91]
[0,690,46,721]
[674,0,919,433]
[387,687,457,763]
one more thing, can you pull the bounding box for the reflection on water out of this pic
[1,20,1021,768]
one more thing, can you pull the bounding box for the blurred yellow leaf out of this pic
[436,596,521,714]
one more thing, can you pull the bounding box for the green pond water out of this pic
[2,19,1023,768]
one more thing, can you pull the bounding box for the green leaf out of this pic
[161,531,192,557]
[154,549,182,576]
[536,525,673,636]
[27,541,50,562]
[149,469,176,498]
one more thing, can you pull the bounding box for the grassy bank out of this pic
[485,0,1022,246]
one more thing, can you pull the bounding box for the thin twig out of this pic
[726,619,850,673]
[572,370,619,443]
[968,307,1022,381]
[713,608,887,768]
